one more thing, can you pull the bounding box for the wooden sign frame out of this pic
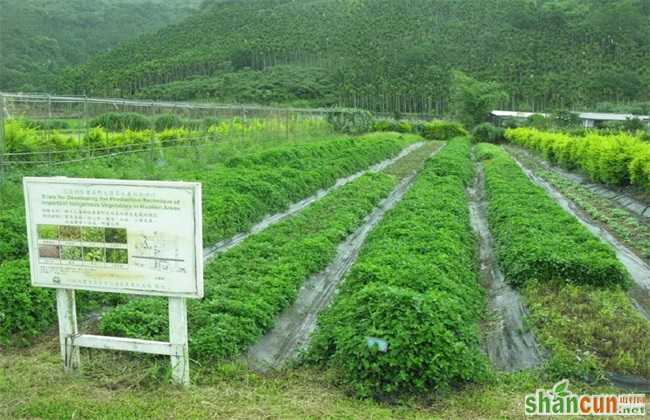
[23,177,204,387]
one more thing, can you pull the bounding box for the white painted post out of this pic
[168,297,190,387]
[56,289,80,373]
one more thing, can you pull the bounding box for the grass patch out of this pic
[0,336,627,419]
[524,279,650,381]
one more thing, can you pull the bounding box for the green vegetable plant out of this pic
[81,227,105,242]
[99,172,398,360]
[0,133,415,345]
[476,143,629,287]
[308,138,489,398]
[0,260,55,346]
[83,247,105,262]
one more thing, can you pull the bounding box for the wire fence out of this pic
[1,135,214,167]
[0,92,334,120]
[0,92,339,170]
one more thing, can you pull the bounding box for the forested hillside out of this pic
[59,0,650,113]
[0,0,204,92]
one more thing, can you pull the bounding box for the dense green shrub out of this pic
[0,209,28,262]
[526,114,552,130]
[501,117,521,129]
[420,121,467,141]
[552,110,582,129]
[477,143,629,287]
[100,173,398,360]
[309,138,487,398]
[326,108,374,134]
[471,122,504,143]
[0,260,55,346]
[506,127,650,189]
[153,113,183,131]
[372,118,415,134]
[90,112,152,131]
[601,118,646,134]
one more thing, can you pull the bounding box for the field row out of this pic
[507,147,650,262]
[477,144,650,380]
[476,143,628,287]
[308,138,488,397]
[2,133,649,400]
[0,133,417,344]
[505,127,650,192]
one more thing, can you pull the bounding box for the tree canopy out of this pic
[6,0,650,113]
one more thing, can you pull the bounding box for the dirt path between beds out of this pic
[246,144,442,371]
[202,141,426,262]
[468,162,543,371]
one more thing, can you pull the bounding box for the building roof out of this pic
[492,110,649,121]
[491,110,548,118]
[577,112,649,121]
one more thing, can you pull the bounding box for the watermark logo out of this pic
[525,380,646,416]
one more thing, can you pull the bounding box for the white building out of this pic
[491,110,650,128]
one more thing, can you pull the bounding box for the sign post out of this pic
[23,177,203,387]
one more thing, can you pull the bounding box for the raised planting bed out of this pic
[308,138,489,398]
[475,143,629,288]
[0,134,415,262]
[507,147,650,262]
[99,172,399,360]
[0,134,417,345]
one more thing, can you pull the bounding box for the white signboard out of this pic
[23,177,203,298]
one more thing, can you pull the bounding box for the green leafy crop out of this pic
[477,143,629,287]
[99,172,397,360]
[81,227,105,243]
[0,133,415,345]
[308,138,489,398]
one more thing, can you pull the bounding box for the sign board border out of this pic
[23,176,204,299]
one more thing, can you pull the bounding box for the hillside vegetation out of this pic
[59,0,650,113]
[0,0,203,92]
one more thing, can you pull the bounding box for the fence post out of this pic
[83,96,88,143]
[0,94,5,180]
[286,109,290,139]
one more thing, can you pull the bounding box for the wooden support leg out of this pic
[56,289,80,373]
[168,297,190,387]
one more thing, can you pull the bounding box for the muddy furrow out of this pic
[202,142,425,261]
[468,163,543,371]
[507,146,650,222]
[508,150,650,321]
[246,148,438,371]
